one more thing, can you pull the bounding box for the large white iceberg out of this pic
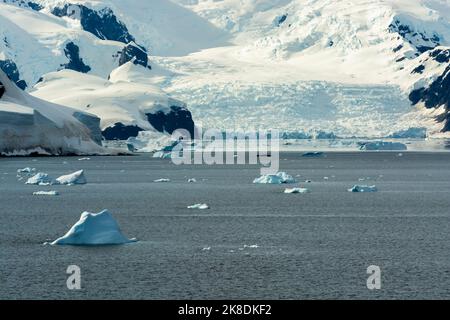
[253,172,295,184]
[55,170,87,185]
[51,210,137,246]
[358,141,407,151]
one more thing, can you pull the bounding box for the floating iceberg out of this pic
[388,127,427,139]
[51,210,137,246]
[55,170,87,185]
[253,172,295,184]
[153,151,172,159]
[302,152,325,158]
[358,141,407,151]
[284,187,310,194]
[25,173,54,186]
[348,185,378,193]
[187,203,210,210]
[154,178,170,183]
[33,191,59,196]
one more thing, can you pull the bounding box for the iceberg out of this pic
[253,172,295,184]
[33,191,59,196]
[358,141,407,151]
[187,203,210,210]
[25,173,54,186]
[153,151,172,159]
[188,178,197,183]
[388,127,427,139]
[302,152,325,158]
[51,210,137,246]
[348,185,378,193]
[55,170,87,185]
[284,187,310,194]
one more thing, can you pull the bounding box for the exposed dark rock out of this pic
[2,0,43,11]
[119,43,150,68]
[146,106,195,137]
[409,65,450,132]
[412,65,425,74]
[52,4,136,44]
[430,48,450,63]
[0,81,4,98]
[389,19,440,54]
[275,14,288,26]
[393,44,403,52]
[61,42,91,73]
[0,59,27,89]
[102,123,143,140]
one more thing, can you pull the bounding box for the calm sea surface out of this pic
[1,152,450,299]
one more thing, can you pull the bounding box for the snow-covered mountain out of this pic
[160,0,450,137]
[1,0,449,148]
[0,0,199,149]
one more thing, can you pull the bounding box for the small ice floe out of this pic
[78,157,91,161]
[51,210,137,246]
[187,203,210,210]
[33,191,59,196]
[25,173,54,186]
[253,172,295,184]
[323,176,329,180]
[154,178,170,183]
[358,141,407,151]
[305,180,312,183]
[55,170,87,185]
[284,187,310,194]
[397,153,403,157]
[242,244,259,249]
[188,178,197,183]
[348,185,378,193]
[202,247,211,251]
[153,151,172,159]
[17,167,35,174]
[302,152,324,158]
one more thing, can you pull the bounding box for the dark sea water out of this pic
[1,152,450,299]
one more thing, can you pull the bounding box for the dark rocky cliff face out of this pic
[0,81,4,98]
[146,106,195,137]
[409,48,450,132]
[0,60,27,90]
[60,42,91,73]
[119,44,150,69]
[52,4,135,44]
[101,106,195,140]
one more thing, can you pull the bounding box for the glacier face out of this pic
[0,70,107,156]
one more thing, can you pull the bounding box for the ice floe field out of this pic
[1,152,450,299]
